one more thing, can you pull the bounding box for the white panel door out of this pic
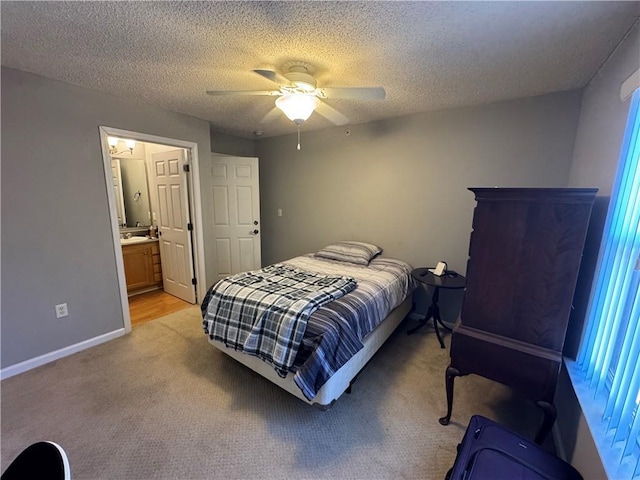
[151,149,196,303]
[211,155,261,284]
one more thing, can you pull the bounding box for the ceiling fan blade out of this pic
[259,107,282,124]
[206,90,280,96]
[253,69,294,87]
[319,87,386,100]
[315,100,349,126]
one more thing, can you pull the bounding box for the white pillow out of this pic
[315,241,383,266]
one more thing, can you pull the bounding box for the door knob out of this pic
[253,220,259,225]
[250,229,259,235]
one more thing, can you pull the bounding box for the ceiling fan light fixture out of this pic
[284,63,317,92]
[276,94,319,124]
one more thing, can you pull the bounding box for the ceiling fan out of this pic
[206,61,385,148]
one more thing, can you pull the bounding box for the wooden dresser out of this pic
[439,187,597,443]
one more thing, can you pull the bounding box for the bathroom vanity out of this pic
[122,238,162,295]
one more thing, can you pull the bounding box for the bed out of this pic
[201,241,415,408]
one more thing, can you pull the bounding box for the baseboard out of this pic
[0,329,126,380]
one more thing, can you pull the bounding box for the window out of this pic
[572,90,640,478]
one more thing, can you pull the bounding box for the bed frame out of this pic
[208,295,412,408]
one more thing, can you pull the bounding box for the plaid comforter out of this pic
[283,255,414,399]
[202,264,357,376]
[202,254,414,400]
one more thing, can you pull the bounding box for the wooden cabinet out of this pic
[122,241,162,295]
[439,188,597,443]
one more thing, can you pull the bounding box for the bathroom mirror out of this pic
[113,158,152,228]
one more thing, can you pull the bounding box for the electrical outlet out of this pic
[277,208,283,217]
[55,303,68,318]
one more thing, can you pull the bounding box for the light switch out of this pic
[277,208,283,217]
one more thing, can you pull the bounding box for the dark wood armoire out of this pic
[439,187,597,443]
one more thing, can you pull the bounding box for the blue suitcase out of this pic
[446,415,583,480]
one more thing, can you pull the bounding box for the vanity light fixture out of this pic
[275,93,319,150]
[108,136,136,155]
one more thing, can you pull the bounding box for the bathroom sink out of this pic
[120,236,151,245]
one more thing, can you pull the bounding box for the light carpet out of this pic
[1,306,553,479]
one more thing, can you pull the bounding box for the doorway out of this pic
[100,127,207,333]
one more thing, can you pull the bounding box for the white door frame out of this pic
[99,126,207,333]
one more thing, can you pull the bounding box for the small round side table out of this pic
[407,267,466,348]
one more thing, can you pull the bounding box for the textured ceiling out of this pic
[2,1,639,138]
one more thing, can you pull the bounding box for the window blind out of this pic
[576,90,640,478]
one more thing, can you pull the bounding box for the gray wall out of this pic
[210,131,256,157]
[256,90,582,318]
[1,67,212,368]
[555,22,640,478]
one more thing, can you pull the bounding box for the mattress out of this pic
[202,253,415,402]
[208,295,412,407]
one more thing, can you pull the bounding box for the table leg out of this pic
[407,292,446,348]
[407,304,434,335]
[431,311,445,348]
[407,306,448,348]
[431,300,452,338]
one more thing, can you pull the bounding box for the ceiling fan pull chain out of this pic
[297,125,301,150]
